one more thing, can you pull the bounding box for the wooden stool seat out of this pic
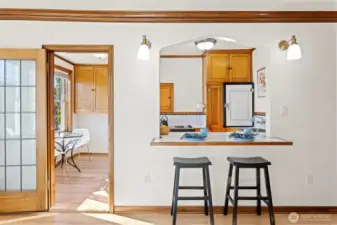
[173,157,212,167]
[227,156,271,167]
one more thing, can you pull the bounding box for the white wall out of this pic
[0,21,336,206]
[73,114,109,153]
[160,58,202,112]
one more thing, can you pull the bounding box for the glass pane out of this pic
[6,140,20,166]
[6,87,20,112]
[22,113,35,138]
[21,61,36,86]
[0,114,3,139]
[22,140,36,165]
[6,60,20,86]
[22,166,36,191]
[0,141,4,166]
[22,87,35,112]
[0,87,3,112]
[6,166,20,191]
[6,114,20,139]
[0,60,4,86]
[0,167,4,191]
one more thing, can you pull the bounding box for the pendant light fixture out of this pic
[279,35,302,61]
[137,35,151,60]
[195,38,217,51]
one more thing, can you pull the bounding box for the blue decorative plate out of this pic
[181,133,206,141]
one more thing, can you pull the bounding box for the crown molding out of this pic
[0,9,336,23]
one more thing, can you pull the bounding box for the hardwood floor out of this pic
[0,213,336,225]
[52,154,109,212]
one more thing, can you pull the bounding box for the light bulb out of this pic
[137,44,150,60]
[287,43,301,60]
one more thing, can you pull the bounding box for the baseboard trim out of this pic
[114,206,337,214]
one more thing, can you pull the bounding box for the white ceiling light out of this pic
[94,53,108,60]
[279,35,302,61]
[195,38,217,51]
[137,35,151,60]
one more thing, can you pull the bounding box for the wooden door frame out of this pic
[42,45,114,213]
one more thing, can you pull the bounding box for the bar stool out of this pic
[223,157,275,225]
[171,157,214,225]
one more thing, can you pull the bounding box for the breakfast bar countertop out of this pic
[150,132,293,146]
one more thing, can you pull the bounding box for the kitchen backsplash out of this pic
[160,115,206,128]
[253,114,266,131]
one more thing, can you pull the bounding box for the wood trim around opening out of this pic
[1,9,337,23]
[43,45,114,213]
[114,206,337,214]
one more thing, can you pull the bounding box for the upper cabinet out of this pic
[206,54,231,83]
[94,67,109,113]
[204,49,253,84]
[74,66,95,112]
[74,65,108,113]
[160,83,174,113]
[230,54,252,82]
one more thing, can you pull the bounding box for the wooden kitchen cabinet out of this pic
[74,65,108,113]
[203,49,254,131]
[94,67,109,113]
[206,84,223,132]
[204,49,253,84]
[206,54,231,83]
[230,53,252,82]
[160,83,174,113]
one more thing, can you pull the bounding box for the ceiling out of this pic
[57,52,108,65]
[160,37,254,55]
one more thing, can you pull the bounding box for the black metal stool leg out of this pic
[202,167,209,216]
[205,165,214,225]
[171,166,177,216]
[232,166,240,225]
[172,166,180,225]
[256,167,261,216]
[264,166,275,225]
[224,164,233,215]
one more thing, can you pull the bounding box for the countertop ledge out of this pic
[150,132,293,146]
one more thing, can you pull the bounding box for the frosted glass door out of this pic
[0,49,47,213]
[0,60,36,191]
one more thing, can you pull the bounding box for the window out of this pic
[54,72,67,131]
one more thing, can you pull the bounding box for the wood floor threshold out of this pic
[114,206,337,214]
[0,9,337,23]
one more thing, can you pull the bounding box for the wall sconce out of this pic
[137,35,151,60]
[279,35,302,60]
